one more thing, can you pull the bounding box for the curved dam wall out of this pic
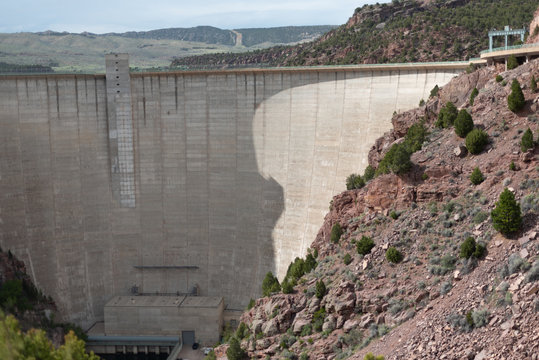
[0,62,464,328]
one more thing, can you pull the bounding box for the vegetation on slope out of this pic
[212,54,539,360]
[234,26,336,47]
[0,62,53,73]
[0,248,96,358]
[0,313,99,360]
[173,0,539,68]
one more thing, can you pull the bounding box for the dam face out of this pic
[0,59,464,328]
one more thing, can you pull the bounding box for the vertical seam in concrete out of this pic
[142,79,147,127]
[422,69,428,100]
[366,71,373,140]
[25,248,38,290]
[75,77,80,119]
[158,75,165,270]
[76,77,86,310]
[45,78,58,243]
[279,72,293,274]
[181,75,188,259]
[94,78,99,122]
[55,79,60,116]
[334,71,346,194]
[14,79,27,254]
[303,72,320,255]
[205,74,210,290]
[174,76,178,113]
[395,70,401,112]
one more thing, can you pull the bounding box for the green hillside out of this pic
[172,0,539,69]
[234,25,336,47]
[0,25,335,73]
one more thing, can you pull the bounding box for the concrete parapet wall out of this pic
[0,65,463,328]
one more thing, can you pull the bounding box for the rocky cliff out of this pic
[527,7,539,44]
[214,57,539,360]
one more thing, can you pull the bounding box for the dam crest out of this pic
[0,55,466,331]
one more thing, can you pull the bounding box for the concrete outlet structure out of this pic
[104,295,224,345]
[0,54,466,329]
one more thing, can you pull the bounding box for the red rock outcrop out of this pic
[526,6,539,43]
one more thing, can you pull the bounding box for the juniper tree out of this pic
[520,128,534,152]
[470,167,484,185]
[454,109,474,137]
[508,79,525,112]
[491,188,522,235]
[436,101,458,128]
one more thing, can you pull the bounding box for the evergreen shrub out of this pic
[454,109,474,137]
[465,128,488,154]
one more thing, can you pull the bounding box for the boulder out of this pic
[343,319,360,333]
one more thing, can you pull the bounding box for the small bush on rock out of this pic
[454,109,474,138]
[315,280,326,299]
[312,307,326,331]
[330,223,343,244]
[469,87,479,106]
[436,101,458,128]
[470,167,484,185]
[491,188,522,235]
[526,260,539,282]
[508,79,525,112]
[357,236,375,255]
[376,143,412,175]
[247,298,255,310]
[226,337,247,360]
[386,247,403,263]
[465,128,488,154]
[281,279,294,294]
[471,309,490,328]
[363,165,375,182]
[403,121,428,153]
[262,272,281,296]
[509,161,517,171]
[364,354,384,360]
[346,173,365,190]
[496,74,503,83]
[430,85,439,98]
[343,253,352,265]
[521,128,534,152]
[531,75,537,92]
[304,253,317,273]
[459,237,486,259]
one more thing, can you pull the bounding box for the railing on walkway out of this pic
[166,341,183,360]
[480,42,539,55]
[86,335,179,347]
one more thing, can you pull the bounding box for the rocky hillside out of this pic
[212,57,539,359]
[172,0,539,69]
[527,6,539,44]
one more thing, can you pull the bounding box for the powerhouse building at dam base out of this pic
[0,53,473,346]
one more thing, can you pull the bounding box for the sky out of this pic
[1,0,390,34]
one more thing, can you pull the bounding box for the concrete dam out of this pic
[0,55,466,329]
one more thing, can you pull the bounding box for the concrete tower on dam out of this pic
[0,54,466,328]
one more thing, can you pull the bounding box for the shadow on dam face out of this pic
[0,66,463,327]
